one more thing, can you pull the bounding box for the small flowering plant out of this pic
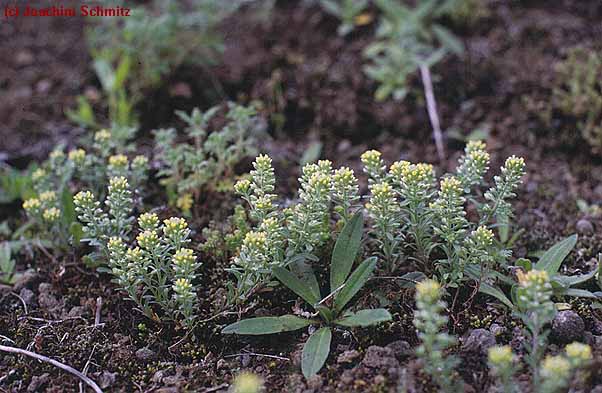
[514,269,556,388]
[413,279,462,392]
[227,154,361,305]
[154,103,262,213]
[22,191,66,244]
[74,176,134,264]
[223,212,391,379]
[107,214,200,328]
[362,141,525,288]
[488,342,592,393]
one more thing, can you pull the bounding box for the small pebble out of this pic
[551,310,585,344]
[576,219,594,234]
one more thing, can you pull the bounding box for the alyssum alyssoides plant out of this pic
[74,176,135,265]
[225,155,361,304]
[362,141,526,289]
[413,279,462,392]
[488,341,593,393]
[223,212,392,379]
[107,215,200,329]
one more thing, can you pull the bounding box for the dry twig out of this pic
[0,344,103,393]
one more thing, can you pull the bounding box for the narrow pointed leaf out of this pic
[563,288,597,298]
[222,315,314,335]
[534,234,578,275]
[302,327,332,379]
[335,309,392,327]
[273,267,320,306]
[553,268,597,287]
[330,212,364,293]
[334,257,377,312]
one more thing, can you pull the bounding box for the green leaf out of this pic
[432,25,464,55]
[60,188,76,227]
[516,258,532,271]
[534,234,578,275]
[273,267,320,306]
[334,257,377,313]
[222,315,314,335]
[69,222,83,245]
[553,268,597,287]
[479,282,513,309]
[335,309,392,327]
[563,288,598,298]
[288,258,321,303]
[300,141,323,166]
[114,55,131,91]
[301,327,332,379]
[330,212,364,293]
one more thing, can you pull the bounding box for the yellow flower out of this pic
[517,269,549,287]
[107,237,124,251]
[137,230,159,250]
[361,150,382,165]
[68,149,86,164]
[371,182,394,199]
[541,355,570,379]
[173,248,196,267]
[163,217,188,237]
[132,155,148,168]
[332,167,356,188]
[565,342,592,362]
[308,173,331,189]
[94,129,111,142]
[389,160,411,178]
[23,198,41,212]
[232,372,263,393]
[176,193,193,213]
[254,195,273,211]
[32,168,46,182]
[473,226,494,247]
[138,213,159,230]
[466,140,487,153]
[42,207,60,223]
[440,177,462,195]
[174,277,193,291]
[49,149,65,161]
[39,191,57,203]
[488,345,514,366]
[234,179,251,194]
[126,247,143,261]
[254,154,272,172]
[109,154,128,167]
[416,279,441,303]
[108,176,129,192]
[504,156,526,174]
[74,190,95,208]
[244,231,267,250]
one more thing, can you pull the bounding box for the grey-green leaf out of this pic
[330,212,364,293]
[289,259,321,303]
[553,268,597,287]
[222,315,314,335]
[335,309,392,327]
[334,257,377,313]
[273,267,320,306]
[301,327,332,379]
[534,234,578,275]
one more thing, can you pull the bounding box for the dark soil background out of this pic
[3,0,602,392]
